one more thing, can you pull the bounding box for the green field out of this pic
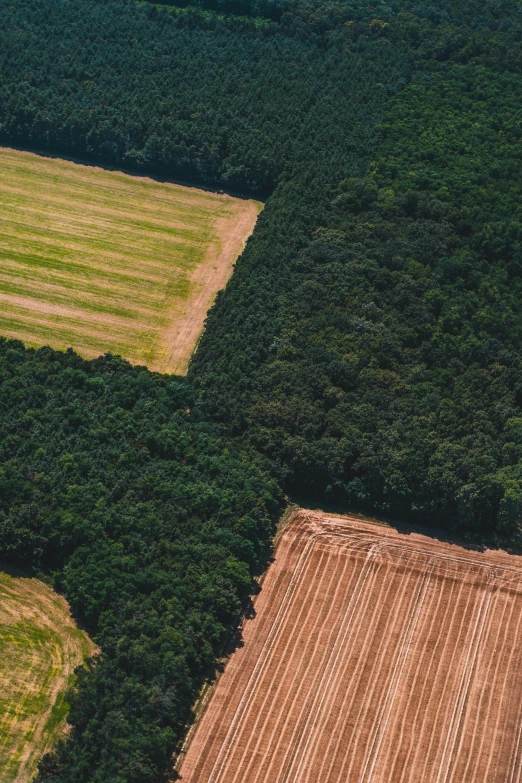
[0,570,95,783]
[0,148,261,374]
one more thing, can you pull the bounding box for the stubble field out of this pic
[0,147,261,374]
[179,509,522,783]
[0,569,95,783]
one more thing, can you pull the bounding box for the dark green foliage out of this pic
[0,0,407,194]
[0,340,281,782]
[1,0,522,780]
[252,191,522,531]
[192,0,522,540]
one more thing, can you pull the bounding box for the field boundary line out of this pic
[247,545,355,783]
[358,563,434,783]
[434,576,495,783]
[282,541,386,782]
[229,544,335,783]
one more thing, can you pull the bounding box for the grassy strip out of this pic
[0,147,260,372]
[0,572,95,783]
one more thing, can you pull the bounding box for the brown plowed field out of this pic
[178,509,522,783]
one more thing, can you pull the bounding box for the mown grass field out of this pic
[0,148,261,374]
[0,570,95,783]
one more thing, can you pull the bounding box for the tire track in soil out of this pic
[204,531,328,782]
[416,570,479,781]
[248,546,357,783]
[457,585,512,781]
[386,567,453,782]
[216,537,378,783]
[335,551,427,783]
[296,548,394,781]
[434,579,495,783]
[307,551,408,783]
[228,545,343,783]
[178,510,522,783]
[277,543,388,783]
[357,564,434,783]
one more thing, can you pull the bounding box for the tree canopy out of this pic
[1,0,522,779]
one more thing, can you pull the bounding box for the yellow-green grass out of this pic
[0,148,262,373]
[0,570,95,783]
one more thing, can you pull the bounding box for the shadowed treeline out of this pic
[1,0,522,780]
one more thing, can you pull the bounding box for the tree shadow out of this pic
[5,143,266,202]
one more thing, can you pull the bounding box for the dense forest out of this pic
[242,63,522,531]
[0,342,281,781]
[1,0,522,780]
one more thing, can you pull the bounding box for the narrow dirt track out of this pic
[178,510,522,783]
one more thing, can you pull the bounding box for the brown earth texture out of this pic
[178,509,522,783]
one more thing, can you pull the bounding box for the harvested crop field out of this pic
[179,509,522,783]
[0,147,261,373]
[0,569,95,783]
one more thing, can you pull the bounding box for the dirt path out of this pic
[158,198,261,374]
[178,509,522,782]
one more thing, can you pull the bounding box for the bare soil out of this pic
[178,509,522,782]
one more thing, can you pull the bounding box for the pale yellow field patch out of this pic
[0,148,262,373]
[0,570,95,783]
